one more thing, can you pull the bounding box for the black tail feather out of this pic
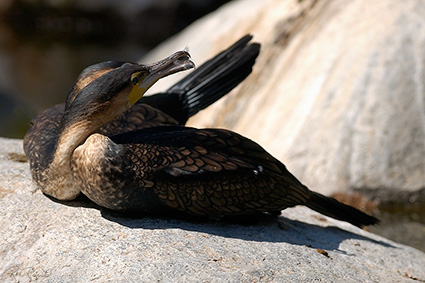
[141,35,260,124]
[306,191,379,228]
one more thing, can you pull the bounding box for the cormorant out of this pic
[24,35,378,228]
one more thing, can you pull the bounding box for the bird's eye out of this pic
[131,75,139,85]
[131,71,147,86]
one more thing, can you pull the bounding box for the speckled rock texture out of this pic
[145,0,425,196]
[1,137,424,282]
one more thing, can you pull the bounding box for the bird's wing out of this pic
[111,126,309,216]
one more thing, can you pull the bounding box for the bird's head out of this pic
[66,60,127,110]
[61,50,195,134]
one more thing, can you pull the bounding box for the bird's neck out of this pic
[42,101,130,200]
[42,121,94,200]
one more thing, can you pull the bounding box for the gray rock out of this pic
[144,0,425,196]
[1,137,424,282]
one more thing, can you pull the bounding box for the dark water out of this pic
[369,213,425,252]
[368,190,425,252]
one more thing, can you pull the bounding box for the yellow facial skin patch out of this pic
[128,71,148,106]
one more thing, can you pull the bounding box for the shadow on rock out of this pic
[100,207,394,251]
[46,192,394,251]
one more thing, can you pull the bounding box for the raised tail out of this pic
[141,34,260,124]
[306,191,379,228]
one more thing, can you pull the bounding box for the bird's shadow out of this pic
[104,210,394,251]
[52,194,394,252]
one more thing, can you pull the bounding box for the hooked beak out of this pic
[147,49,195,78]
[129,50,195,106]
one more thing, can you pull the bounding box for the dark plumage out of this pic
[24,35,379,228]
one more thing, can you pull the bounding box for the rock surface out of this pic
[145,0,425,196]
[1,138,425,282]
